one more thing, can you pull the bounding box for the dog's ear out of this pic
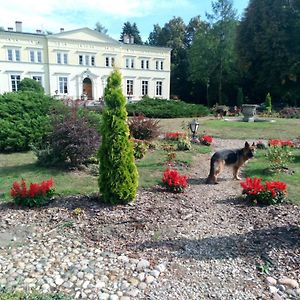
[245,141,250,148]
[252,142,256,147]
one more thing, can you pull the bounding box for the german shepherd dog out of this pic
[206,142,256,184]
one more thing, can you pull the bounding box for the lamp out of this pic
[189,119,199,139]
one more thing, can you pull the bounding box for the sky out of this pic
[0,0,249,41]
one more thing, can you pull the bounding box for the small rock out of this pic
[145,275,155,284]
[42,283,50,292]
[95,280,106,289]
[120,297,130,300]
[296,288,300,295]
[109,295,119,300]
[278,285,286,292]
[266,276,277,285]
[128,277,139,286]
[273,293,283,300]
[126,288,139,297]
[278,277,299,289]
[286,289,297,297]
[98,292,110,300]
[82,280,90,289]
[150,270,160,278]
[138,282,147,290]
[269,286,278,294]
[136,259,150,270]
[155,263,166,273]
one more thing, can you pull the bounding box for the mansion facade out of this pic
[0,22,171,101]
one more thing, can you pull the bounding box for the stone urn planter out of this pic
[242,104,258,122]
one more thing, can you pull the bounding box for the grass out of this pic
[244,148,300,203]
[0,143,210,201]
[0,152,98,201]
[159,117,300,140]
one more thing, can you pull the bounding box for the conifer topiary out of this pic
[98,70,138,204]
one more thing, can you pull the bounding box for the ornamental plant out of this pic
[10,178,54,207]
[240,177,287,205]
[165,132,187,141]
[98,70,138,204]
[200,135,213,146]
[131,138,149,159]
[266,140,294,172]
[162,168,187,193]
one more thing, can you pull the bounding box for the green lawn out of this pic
[0,143,210,201]
[159,117,300,140]
[244,148,300,203]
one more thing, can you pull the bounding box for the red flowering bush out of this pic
[165,132,187,141]
[268,139,294,147]
[240,177,287,205]
[200,135,213,146]
[162,168,187,193]
[11,178,54,207]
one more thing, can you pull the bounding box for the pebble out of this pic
[266,276,277,285]
[278,277,299,289]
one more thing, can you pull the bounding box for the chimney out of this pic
[60,28,64,33]
[7,27,13,31]
[36,29,42,34]
[123,34,130,44]
[15,21,22,32]
[130,35,134,44]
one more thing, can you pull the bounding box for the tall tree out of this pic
[147,24,163,46]
[188,0,239,105]
[94,22,108,34]
[237,0,300,106]
[120,22,143,44]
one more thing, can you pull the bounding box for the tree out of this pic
[237,0,300,105]
[94,22,108,34]
[185,16,203,47]
[188,0,239,105]
[98,69,138,204]
[120,22,143,44]
[147,24,163,46]
[19,78,44,94]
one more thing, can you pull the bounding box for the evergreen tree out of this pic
[237,0,300,105]
[265,92,272,113]
[98,70,138,204]
[94,22,108,34]
[120,22,143,44]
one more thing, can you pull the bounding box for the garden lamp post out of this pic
[189,119,199,139]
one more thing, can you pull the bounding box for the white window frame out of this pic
[30,50,35,63]
[29,49,43,63]
[56,52,68,64]
[156,81,163,96]
[141,80,148,96]
[141,59,149,70]
[58,76,68,94]
[126,79,134,96]
[155,60,164,70]
[125,57,135,69]
[7,48,21,62]
[10,74,21,92]
[37,51,42,63]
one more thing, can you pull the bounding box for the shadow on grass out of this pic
[133,225,300,261]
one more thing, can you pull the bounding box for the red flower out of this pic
[162,168,187,192]
[165,132,187,141]
[268,139,294,147]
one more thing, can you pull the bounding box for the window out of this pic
[156,81,162,96]
[37,51,42,63]
[30,50,35,62]
[105,56,114,67]
[79,54,95,66]
[142,80,148,96]
[32,75,43,86]
[57,53,68,64]
[63,53,68,64]
[29,50,43,63]
[7,49,20,62]
[141,59,149,69]
[125,58,134,69]
[11,75,21,92]
[155,60,164,70]
[126,80,133,95]
[59,77,68,94]
[79,55,83,65]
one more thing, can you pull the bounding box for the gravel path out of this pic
[0,139,299,300]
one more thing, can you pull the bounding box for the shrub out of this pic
[0,91,54,152]
[279,107,300,119]
[128,113,160,140]
[18,78,44,94]
[266,144,294,172]
[132,139,149,159]
[241,177,287,205]
[265,92,272,113]
[33,106,100,167]
[10,178,54,207]
[162,168,187,193]
[177,138,192,151]
[98,70,138,204]
[256,140,267,149]
[0,289,71,300]
[127,98,209,118]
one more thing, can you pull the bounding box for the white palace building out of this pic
[0,21,171,102]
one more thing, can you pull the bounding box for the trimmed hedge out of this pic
[0,91,55,152]
[126,98,209,118]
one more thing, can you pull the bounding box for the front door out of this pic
[83,77,93,100]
